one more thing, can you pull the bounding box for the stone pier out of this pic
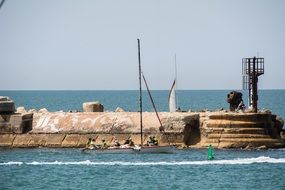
[0,110,284,149]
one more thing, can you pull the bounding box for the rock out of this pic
[0,96,15,113]
[216,108,224,112]
[38,108,48,113]
[257,145,267,149]
[16,107,27,113]
[244,145,252,150]
[262,109,272,114]
[83,101,104,112]
[28,109,37,113]
[115,107,124,112]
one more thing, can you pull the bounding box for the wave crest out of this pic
[1,156,285,166]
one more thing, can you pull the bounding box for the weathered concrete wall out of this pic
[0,111,284,149]
[32,112,199,134]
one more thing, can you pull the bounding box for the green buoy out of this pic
[207,144,214,160]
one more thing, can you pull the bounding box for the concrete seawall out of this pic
[0,111,284,149]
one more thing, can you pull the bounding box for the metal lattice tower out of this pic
[242,57,264,112]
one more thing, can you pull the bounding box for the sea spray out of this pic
[1,156,285,166]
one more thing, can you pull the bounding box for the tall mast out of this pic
[137,39,143,146]
[0,0,6,10]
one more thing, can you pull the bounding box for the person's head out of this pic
[102,139,105,142]
[89,138,91,141]
[92,139,95,141]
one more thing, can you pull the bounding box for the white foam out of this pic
[1,157,285,166]
[0,161,23,165]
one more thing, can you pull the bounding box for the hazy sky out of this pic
[0,0,284,90]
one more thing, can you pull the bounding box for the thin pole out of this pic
[142,73,171,145]
[137,39,143,146]
[0,0,6,10]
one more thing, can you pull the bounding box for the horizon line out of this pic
[0,89,284,91]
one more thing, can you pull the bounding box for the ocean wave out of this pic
[1,157,285,166]
[0,161,23,165]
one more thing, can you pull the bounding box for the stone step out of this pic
[218,141,284,149]
[203,138,220,143]
[204,128,267,135]
[207,134,271,139]
[207,134,222,138]
[206,120,266,128]
[223,134,272,138]
[219,138,281,143]
[208,113,272,122]
[223,128,267,135]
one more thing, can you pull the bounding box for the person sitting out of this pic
[124,137,131,145]
[113,138,120,147]
[101,139,108,149]
[152,136,158,145]
[90,139,97,148]
[86,138,92,148]
[147,136,158,146]
[128,137,135,146]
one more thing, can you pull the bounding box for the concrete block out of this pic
[0,134,16,147]
[13,134,31,147]
[44,134,65,147]
[62,134,81,147]
[28,134,47,147]
[83,102,104,112]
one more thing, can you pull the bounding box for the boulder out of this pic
[0,96,15,113]
[83,101,104,112]
[38,108,48,113]
[28,109,37,113]
[16,107,27,113]
[115,107,125,112]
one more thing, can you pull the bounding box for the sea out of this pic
[0,90,285,190]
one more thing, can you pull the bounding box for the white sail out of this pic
[169,79,176,112]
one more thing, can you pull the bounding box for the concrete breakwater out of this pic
[1,110,284,149]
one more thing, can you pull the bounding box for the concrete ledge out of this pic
[62,134,80,148]
[44,134,66,147]
[13,134,31,147]
[0,134,16,147]
[29,134,48,147]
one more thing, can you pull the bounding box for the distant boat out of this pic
[169,54,179,112]
[82,145,174,154]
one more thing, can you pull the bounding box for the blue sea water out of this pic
[1,90,285,119]
[0,149,285,190]
[0,90,285,189]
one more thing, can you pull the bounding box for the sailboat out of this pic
[82,39,175,154]
[169,54,179,112]
[169,79,177,112]
[135,38,175,153]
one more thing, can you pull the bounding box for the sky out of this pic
[0,0,284,90]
